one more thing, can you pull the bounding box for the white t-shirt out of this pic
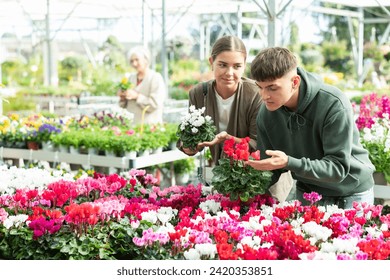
[215,89,235,132]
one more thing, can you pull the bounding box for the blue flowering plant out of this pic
[29,123,62,143]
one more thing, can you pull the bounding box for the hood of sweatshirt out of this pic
[284,67,322,132]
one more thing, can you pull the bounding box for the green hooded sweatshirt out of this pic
[257,67,375,197]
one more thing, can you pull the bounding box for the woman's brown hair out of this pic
[210,36,247,61]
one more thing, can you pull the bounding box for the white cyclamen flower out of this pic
[184,248,201,260]
[141,210,158,224]
[195,243,217,259]
[199,200,221,214]
[192,116,205,127]
[301,221,332,244]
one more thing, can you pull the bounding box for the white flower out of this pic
[141,210,158,224]
[366,226,383,239]
[3,214,29,229]
[194,243,217,259]
[199,200,221,214]
[0,166,73,195]
[184,248,201,260]
[240,236,257,248]
[319,238,359,254]
[192,116,205,127]
[157,207,177,224]
[3,219,13,229]
[191,127,198,134]
[301,221,332,244]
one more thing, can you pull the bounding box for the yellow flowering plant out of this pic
[118,77,133,91]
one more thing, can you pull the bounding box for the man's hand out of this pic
[245,150,288,171]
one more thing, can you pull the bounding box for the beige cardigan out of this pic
[188,77,262,164]
[119,69,166,125]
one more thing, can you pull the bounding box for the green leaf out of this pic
[239,192,250,202]
[78,244,90,256]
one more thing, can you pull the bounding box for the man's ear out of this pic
[292,75,301,88]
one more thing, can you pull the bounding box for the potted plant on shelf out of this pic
[165,122,179,150]
[120,132,141,159]
[25,129,40,150]
[78,130,101,155]
[58,131,81,154]
[173,158,196,185]
[38,123,61,151]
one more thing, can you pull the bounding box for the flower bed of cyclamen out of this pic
[1,166,390,260]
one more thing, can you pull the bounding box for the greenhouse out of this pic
[1,0,390,268]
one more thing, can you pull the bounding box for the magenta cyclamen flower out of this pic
[28,217,62,239]
[303,191,322,204]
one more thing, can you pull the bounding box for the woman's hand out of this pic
[181,131,231,155]
[118,90,127,101]
[125,89,139,100]
[118,89,139,101]
[198,131,230,148]
[245,150,288,171]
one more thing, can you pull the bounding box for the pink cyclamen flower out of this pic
[126,129,135,135]
[303,191,322,204]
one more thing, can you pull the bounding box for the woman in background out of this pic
[118,46,166,124]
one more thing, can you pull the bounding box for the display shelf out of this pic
[0,147,189,170]
[374,184,390,200]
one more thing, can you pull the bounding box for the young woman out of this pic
[179,35,262,165]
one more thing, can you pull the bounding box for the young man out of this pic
[247,47,375,209]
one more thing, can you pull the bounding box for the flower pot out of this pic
[105,150,116,157]
[152,147,163,154]
[79,146,88,154]
[373,172,388,186]
[124,151,137,159]
[13,141,27,149]
[27,141,40,150]
[59,145,68,153]
[169,142,178,150]
[42,141,54,151]
[88,147,98,155]
[138,150,150,157]
[4,141,14,148]
[69,146,79,154]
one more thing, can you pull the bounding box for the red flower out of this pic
[216,243,238,260]
[250,150,260,160]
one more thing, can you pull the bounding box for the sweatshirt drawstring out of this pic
[286,112,306,132]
